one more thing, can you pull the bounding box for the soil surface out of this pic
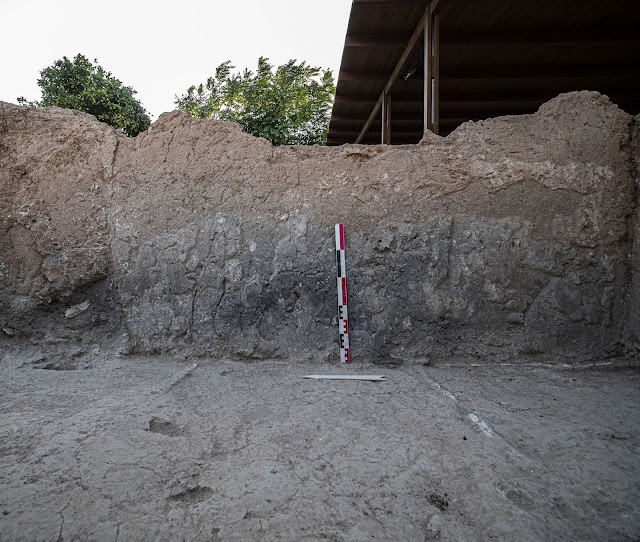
[1,348,639,541]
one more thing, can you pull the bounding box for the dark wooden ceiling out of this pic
[327,0,640,145]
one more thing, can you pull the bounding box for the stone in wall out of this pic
[0,91,636,363]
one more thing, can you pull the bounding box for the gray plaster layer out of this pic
[0,91,638,363]
[627,114,640,353]
[0,349,638,541]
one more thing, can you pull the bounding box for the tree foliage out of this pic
[175,58,335,146]
[19,54,151,137]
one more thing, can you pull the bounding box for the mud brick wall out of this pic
[1,91,637,363]
[628,114,640,354]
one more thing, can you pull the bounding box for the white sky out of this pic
[0,0,352,121]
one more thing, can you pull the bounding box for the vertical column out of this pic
[381,92,387,144]
[335,224,350,364]
[432,11,440,135]
[382,92,392,144]
[423,5,433,134]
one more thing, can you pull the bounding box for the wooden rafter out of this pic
[340,87,638,104]
[352,0,429,3]
[342,64,640,82]
[345,34,412,47]
[439,64,640,80]
[338,70,390,82]
[442,26,639,46]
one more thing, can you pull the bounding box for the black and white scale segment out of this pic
[335,223,350,363]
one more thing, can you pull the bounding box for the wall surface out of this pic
[0,91,637,364]
[628,113,640,354]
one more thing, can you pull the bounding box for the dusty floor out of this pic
[0,347,639,541]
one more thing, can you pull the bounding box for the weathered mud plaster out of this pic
[0,91,637,363]
[627,114,640,354]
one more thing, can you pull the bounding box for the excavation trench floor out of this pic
[0,349,639,541]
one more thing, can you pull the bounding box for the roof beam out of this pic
[439,88,638,102]
[328,139,423,147]
[331,113,426,123]
[336,93,424,104]
[330,131,424,140]
[333,95,379,104]
[331,106,546,127]
[352,0,429,3]
[338,70,389,82]
[339,88,638,105]
[339,63,639,84]
[439,63,640,80]
[345,34,410,47]
[338,92,549,104]
[442,26,639,46]
[355,1,436,143]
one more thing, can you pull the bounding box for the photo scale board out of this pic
[335,224,350,363]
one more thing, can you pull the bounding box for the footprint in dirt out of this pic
[148,416,183,437]
[167,486,213,504]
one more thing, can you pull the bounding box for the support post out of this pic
[424,9,432,134]
[433,11,440,134]
[424,3,440,135]
[381,92,391,144]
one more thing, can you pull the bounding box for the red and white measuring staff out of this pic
[335,224,350,363]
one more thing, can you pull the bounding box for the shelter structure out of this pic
[327,0,640,145]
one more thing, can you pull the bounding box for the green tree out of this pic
[175,57,335,146]
[18,54,151,137]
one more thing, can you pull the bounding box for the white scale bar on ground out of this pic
[335,223,350,363]
[303,375,386,381]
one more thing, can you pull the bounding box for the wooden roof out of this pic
[327,0,640,145]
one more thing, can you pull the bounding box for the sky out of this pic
[0,0,352,121]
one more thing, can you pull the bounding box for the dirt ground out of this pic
[0,347,639,541]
